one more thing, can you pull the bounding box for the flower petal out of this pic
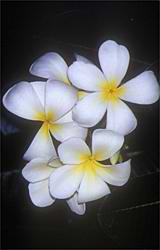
[22,158,54,183]
[30,81,46,107]
[78,171,110,203]
[50,111,88,142]
[23,123,57,161]
[92,129,124,161]
[50,121,88,142]
[3,81,44,120]
[30,52,70,84]
[54,110,73,123]
[73,92,107,127]
[99,40,130,85]
[66,192,86,215]
[75,54,93,64]
[106,100,137,135]
[29,180,55,207]
[49,164,84,199]
[95,160,131,186]
[68,61,106,91]
[45,80,77,122]
[58,138,91,164]
[48,158,63,168]
[121,71,160,104]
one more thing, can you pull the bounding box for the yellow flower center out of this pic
[33,110,54,122]
[77,153,104,170]
[74,153,113,181]
[99,80,126,103]
[33,110,61,138]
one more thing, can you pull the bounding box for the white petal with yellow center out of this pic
[120,71,160,104]
[77,162,111,203]
[29,180,55,207]
[30,52,70,84]
[23,122,57,161]
[99,40,130,86]
[106,100,137,135]
[92,129,124,161]
[99,81,126,103]
[3,81,45,121]
[51,135,131,203]
[58,138,91,164]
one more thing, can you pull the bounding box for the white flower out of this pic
[68,40,160,135]
[49,129,131,203]
[3,80,87,161]
[30,52,91,100]
[22,157,85,215]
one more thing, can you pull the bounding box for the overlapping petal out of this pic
[49,164,84,199]
[29,180,55,207]
[48,158,63,168]
[92,129,124,161]
[67,193,86,215]
[3,81,44,120]
[99,40,130,85]
[72,92,107,127]
[30,81,46,107]
[50,121,87,142]
[58,138,91,164]
[53,110,73,124]
[68,61,106,91]
[75,54,93,64]
[45,80,77,122]
[30,52,69,84]
[121,71,160,104]
[22,158,54,182]
[106,100,137,135]
[49,110,88,141]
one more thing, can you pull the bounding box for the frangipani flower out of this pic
[68,40,160,135]
[50,129,131,203]
[3,80,87,161]
[22,157,85,215]
[30,52,91,100]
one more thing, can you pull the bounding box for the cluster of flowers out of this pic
[3,40,159,215]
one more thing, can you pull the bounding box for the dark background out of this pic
[1,1,159,249]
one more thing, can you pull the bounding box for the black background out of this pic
[1,1,159,249]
